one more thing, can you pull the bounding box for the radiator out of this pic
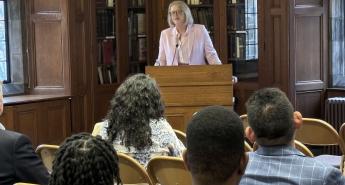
[324,97,345,155]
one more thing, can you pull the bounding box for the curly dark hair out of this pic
[186,106,244,185]
[49,133,122,185]
[106,73,165,150]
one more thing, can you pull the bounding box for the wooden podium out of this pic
[146,64,233,132]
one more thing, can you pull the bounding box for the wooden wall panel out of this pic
[69,0,93,133]
[296,91,322,117]
[93,90,115,123]
[26,0,70,95]
[259,0,289,94]
[0,106,15,130]
[290,0,328,117]
[34,22,63,87]
[39,100,71,145]
[2,97,71,147]
[33,0,60,12]
[295,17,322,82]
[14,103,40,145]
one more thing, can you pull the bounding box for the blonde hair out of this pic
[167,1,194,27]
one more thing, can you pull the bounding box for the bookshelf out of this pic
[128,0,147,74]
[96,0,117,85]
[186,0,215,41]
[227,0,258,79]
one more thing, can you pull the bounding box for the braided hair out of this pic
[49,133,122,185]
[106,74,165,150]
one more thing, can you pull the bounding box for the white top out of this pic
[98,118,185,167]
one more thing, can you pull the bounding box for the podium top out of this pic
[145,64,232,87]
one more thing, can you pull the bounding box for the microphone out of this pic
[172,35,180,64]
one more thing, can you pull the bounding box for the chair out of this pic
[338,123,345,173]
[147,156,192,185]
[244,141,253,152]
[240,114,249,131]
[35,144,59,173]
[174,129,186,146]
[117,153,154,185]
[295,118,345,169]
[91,122,103,136]
[294,140,314,157]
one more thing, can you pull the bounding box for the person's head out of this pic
[167,1,193,27]
[184,106,247,185]
[245,88,302,146]
[106,73,164,150]
[0,81,3,115]
[49,133,121,185]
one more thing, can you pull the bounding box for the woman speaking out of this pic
[155,1,222,66]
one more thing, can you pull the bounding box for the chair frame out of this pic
[294,139,314,157]
[173,129,186,146]
[91,122,103,136]
[339,123,345,174]
[117,152,154,185]
[147,156,192,185]
[35,144,59,173]
[296,118,345,153]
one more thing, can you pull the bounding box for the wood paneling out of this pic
[295,17,322,82]
[0,106,15,130]
[290,0,328,117]
[33,0,60,12]
[34,22,64,87]
[165,106,232,132]
[259,0,289,94]
[2,97,71,147]
[296,91,323,117]
[147,65,233,131]
[26,0,70,95]
[68,0,93,133]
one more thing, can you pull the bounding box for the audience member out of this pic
[0,81,49,185]
[49,133,121,185]
[240,88,345,185]
[98,73,185,166]
[184,106,248,185]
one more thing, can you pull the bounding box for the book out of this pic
[137,13,146,34]
[97,66,104,84]
[102,39,114,65]
[138,38,147,61]
[107,0,114,7]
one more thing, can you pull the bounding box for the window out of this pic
[330,0,345,87]
[245,0,258,60]
[0,0,9,82]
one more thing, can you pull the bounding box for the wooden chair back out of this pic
[244,141,253,152]
[294,140,314,157]
[117,153,153,185]
[35,144,59,173]
[338,123,345,174]
[240,114,249,131]
[91,122,103,136]
[147,156,192,185]
[174,129,186,146]
[295,118,345,153]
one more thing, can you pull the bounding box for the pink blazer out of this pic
[155,24,222,66]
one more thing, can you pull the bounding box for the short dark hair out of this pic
[186,106,244,185]
[49,133,122,185]
[246,88,294,146]
[106,73,164,150]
